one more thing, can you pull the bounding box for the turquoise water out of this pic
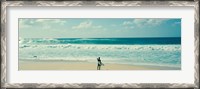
[19,38,181,68]
[19,37,181,45]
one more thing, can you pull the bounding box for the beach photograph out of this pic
[19,18,181,70]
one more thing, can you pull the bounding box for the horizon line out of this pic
[19,37,181,39]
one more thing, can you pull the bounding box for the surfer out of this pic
[97,57,104,70]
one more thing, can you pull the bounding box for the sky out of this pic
[19,18,181,38]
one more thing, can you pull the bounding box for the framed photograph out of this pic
[1,0,199,89]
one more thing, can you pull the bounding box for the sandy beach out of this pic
[19,60,180,70]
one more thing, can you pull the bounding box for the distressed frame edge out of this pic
[194,1,199,89]
[1,1,7,89]
[1,1,199,89]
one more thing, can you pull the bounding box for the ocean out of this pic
[19,37,181,68]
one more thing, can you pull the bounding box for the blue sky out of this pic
[19,18,181,38]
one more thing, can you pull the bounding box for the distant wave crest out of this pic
[19,38,181,45]
[19,44,181,51]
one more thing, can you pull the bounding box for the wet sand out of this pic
[19,60,181,70]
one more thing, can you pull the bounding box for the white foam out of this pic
[19,44,181,51]
[19,44,181,68]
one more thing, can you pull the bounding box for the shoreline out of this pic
[19,60,181,70]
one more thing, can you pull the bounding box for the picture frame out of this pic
[1,0,199,89]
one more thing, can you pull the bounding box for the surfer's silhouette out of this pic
[97,57,104,70]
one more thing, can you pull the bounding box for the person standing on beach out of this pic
[97,57,104,70]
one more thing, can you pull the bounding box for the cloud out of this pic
[145,19,168,26]
[122,21,133,25]
[19,19,32,29]
[19,19,68,30]
[172,21,181,26]
[72,20,102,30]
[133,19,147,24]
[122,19,169,29]
[72,21,92,29]
[35,19,67,25]
[173,21,181,25]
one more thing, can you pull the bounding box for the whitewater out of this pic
[19,38,181,68]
